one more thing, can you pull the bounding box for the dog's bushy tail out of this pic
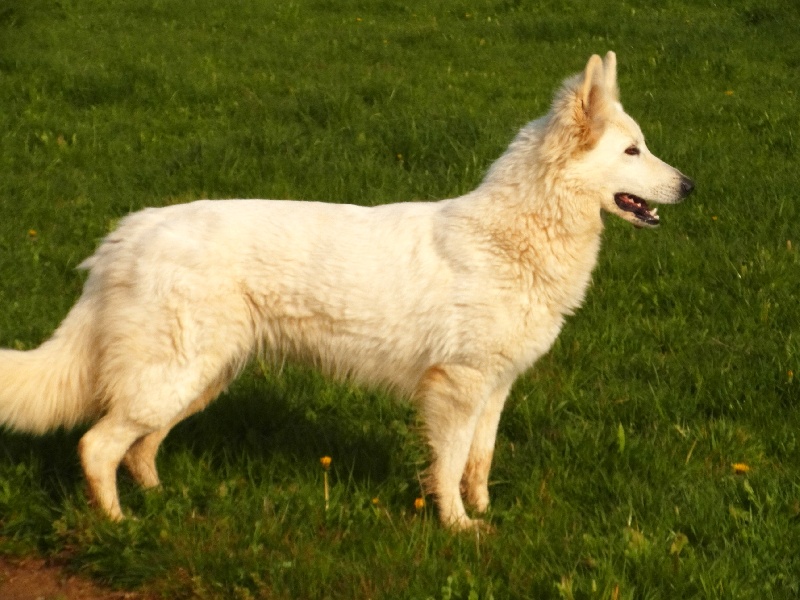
[0,297,99,434]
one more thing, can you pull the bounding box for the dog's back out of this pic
[0,52,692,529]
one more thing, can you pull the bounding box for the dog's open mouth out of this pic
[614,192,660,226]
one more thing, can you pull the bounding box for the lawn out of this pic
[1,0,799,598]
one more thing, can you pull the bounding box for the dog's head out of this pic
[547,52,694,228]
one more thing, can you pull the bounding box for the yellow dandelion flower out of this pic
[724,90,734,96]
[414,497,425,511]
[28,229,37,237]
[371,497,380,506]
[732,462,750,475]
[320,456,331,470]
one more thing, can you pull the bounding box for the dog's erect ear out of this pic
[574,54,610,149]
[578,54,604,117]
[547,52,617,153]
[602,51,619,101]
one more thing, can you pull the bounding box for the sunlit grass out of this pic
[1,0,799,598]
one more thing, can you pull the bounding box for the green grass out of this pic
[1,0,800,598]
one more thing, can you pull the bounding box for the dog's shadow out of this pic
[156,363,422,489]
[0,363,422,514]
[0,428,86,510]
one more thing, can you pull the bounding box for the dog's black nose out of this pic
[680,176,695,198]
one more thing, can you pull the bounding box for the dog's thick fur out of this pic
[0,52,693,529]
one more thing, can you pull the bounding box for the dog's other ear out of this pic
[602,51,619,101]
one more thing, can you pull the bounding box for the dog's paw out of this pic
[446,515,495,534]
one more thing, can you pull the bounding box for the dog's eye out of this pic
[625,146,640,156]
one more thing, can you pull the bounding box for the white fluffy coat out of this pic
[0,52,693,529]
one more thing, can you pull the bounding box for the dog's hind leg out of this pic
[461,382,512,514]
[417,364,490,531]
[122,377,228,489]
[121,425,173,490]
[80,358,235,520]
[78,416,154,520]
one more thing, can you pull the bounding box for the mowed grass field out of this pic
[1,0,799,598]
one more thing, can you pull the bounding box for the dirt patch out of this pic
[0,556,151,600]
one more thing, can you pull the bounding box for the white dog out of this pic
[0,52,692,529]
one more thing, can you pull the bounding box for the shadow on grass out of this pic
[0,429,85,505]
[0,363,421,522]
[157,364,421,487]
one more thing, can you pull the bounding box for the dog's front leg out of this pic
[417,364,490,530]
[461,382,512,514]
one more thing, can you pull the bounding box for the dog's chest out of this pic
[490,233,601,371]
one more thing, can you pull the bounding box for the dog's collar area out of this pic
[614,192,660,226]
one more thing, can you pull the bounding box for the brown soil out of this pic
[0,556,153,600]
